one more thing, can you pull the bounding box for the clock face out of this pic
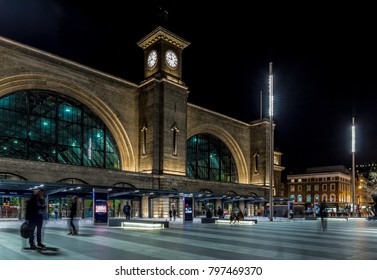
[147,50,157,69]
[165,50,178,69]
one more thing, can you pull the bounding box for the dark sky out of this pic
[1,0,376,174]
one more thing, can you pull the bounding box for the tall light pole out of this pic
[351,117,356,218]
[269,62,274,222]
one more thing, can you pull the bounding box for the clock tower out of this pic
[137,26,190,178]
[137,26,190,84]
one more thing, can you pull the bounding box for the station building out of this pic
[0,26,285,221]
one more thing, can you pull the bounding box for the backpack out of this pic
[123,204,130,214]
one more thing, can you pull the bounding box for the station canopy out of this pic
[0,178,291,203]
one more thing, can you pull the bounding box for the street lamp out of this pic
[351,117,356,218]
[269,62,274,222]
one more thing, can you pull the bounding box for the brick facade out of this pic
[0,27,285,218]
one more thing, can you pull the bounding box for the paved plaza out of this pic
[1,218,377,260]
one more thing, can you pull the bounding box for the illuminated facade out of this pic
[0,27,284,220]
[287,165,371,217]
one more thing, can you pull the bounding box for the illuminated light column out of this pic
[269,62,274,222]
[351,117,356,218]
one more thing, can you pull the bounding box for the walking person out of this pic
[319,199,327,232]
[68,196,78,235]
[54,206,59,221]
[123,201,131,219]
[172,207,177,221]
[25,189,46,249]
[229,209,236,224]
[236,210,244,224]
[169,209,172,221]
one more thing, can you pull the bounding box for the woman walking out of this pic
[68,196,78,235]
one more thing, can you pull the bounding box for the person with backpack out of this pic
[123,202,131,219]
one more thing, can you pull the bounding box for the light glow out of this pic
[269,74,274,117]
[351,121,356,153]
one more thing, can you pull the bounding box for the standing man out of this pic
[25,189,46,249]
[123,201,131,219]
[217,206,223,218]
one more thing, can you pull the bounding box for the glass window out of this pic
[187,134,238,183]
[0,90,120,170]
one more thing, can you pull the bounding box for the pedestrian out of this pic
[68,196,78,235]
[319,199,327,231]
[123,201,131,219]
[54,206,59,221]
[229,209,236,224]
[25,189,46,249]
[169,209,172,221]
[205,208,212,218]
[217,206,223,218]
[236,210,244,224]
[173,207,177,221]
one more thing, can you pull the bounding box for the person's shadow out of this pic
[21,236,61,256]
[23,246,61,256]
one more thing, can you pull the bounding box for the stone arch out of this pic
[0,74,135,171]
[0,172,27,181]
[187,124,248,184]
[57,178,89,185]
[112,182,138,189]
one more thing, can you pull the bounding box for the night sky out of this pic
[1,1,376,174]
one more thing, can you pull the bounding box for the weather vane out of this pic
[158,6,169,26]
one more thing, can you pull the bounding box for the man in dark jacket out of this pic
[68,196,78,235]
[123,202,131,219]
[25,189,46,249]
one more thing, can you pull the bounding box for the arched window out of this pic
[57,178,89,185]
[0,173,27,181]
[186,134,238,182]
[298,194,303,202]
[0,90,120,169]
[306,194,311,203]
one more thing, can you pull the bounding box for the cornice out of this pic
[137,26,190,50]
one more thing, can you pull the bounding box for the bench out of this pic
[215,219,257,225]
[304,216,349,221]
[201,217,219,223]
[108,218,169,228]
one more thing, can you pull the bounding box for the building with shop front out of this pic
[0,26,285,222]
[287,165,371,217]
